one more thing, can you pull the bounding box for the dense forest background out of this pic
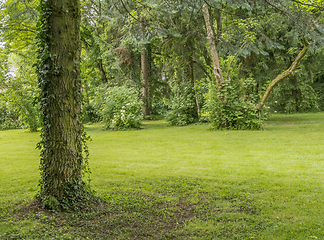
[1,0,324,131]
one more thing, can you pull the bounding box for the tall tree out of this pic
[141,15,151,116]
[37,0,84,202]
[202,4,224,87]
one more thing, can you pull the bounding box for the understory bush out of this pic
[0,101,39,131]
[166,82,198,126]
[0,55,40,131]
[19,101,40,132]
[207,80,264,130]
[313,76,324,111]
[83,103,101,123]
[268,73,319,114]
[98,86,142,129]
[0,103,21,130]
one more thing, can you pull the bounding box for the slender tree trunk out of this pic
[188,54,200,115]
[294,88,300,112]
[98,59,108,83]
[39,0,82,199]
[174,67,181,98]
[141,15,150,116]
[256,44,309,112]
[215,9,222,45]
[202,46,212,68]
[201,46,214,83]
[141,48,150,116]
[202,4,224,87]
[147,43,153,115]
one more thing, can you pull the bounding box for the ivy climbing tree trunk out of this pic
[38,0,83,201]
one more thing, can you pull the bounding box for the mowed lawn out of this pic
[0,112,324,239]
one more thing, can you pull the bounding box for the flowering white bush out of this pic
[100,87,142,129]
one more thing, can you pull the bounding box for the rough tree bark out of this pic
[202,4,224,87]
[256,42,309,112]
[39,0,82,199]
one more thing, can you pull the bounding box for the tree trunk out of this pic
[202,4,224,87]
[98,59,108,83]
[174,67,181,98]
[39,0,82,200]
[141,15,150,116]
[141,47,150,116]
[147,43,153,115]
[256,44,309,111]
[215,9,222,45]
[188,54,200,115]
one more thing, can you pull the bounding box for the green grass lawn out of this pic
[1,112,324,239]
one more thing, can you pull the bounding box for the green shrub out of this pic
[207,80,265,130]
[313,78,324,111]
[19,101,40,132]
[269,75,319,114]
[0,102,39,132]
[0,58,40,132]
[98,86,142,129]
[83,103,101,123]
[0,103,21,130]
[166,82,198,126]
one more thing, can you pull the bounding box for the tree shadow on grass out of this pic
[1,177,265,239]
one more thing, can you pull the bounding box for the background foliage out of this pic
[96,86,143,129]
[0,0,324,131]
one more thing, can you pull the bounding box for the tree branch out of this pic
[264,0,301,27]
[119,0,140,22]
[256,40,309,111]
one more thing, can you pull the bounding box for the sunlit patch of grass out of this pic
[1,112,324,239]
